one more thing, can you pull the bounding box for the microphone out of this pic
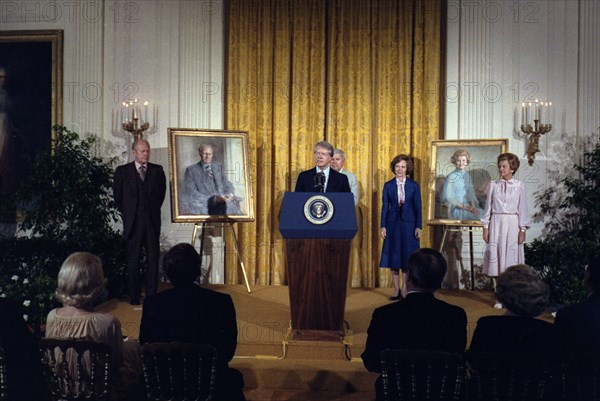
[314,172,325,192]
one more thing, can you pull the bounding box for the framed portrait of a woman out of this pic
[428,139,508,226]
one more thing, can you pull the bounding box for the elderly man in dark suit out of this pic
[183,142,241,215]
[295,140,351,193]
[554,254,600,352]
[139,243,245,401]
[114,139,166,305]
[361,248,467,400]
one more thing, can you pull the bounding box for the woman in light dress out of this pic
[481,153,530,308]
[45,252,140,400]
[442,149,484,220]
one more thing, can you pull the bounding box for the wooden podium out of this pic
[279,192,357,341]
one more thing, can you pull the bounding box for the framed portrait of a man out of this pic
[428,139,508,226]
[168,128,254,222]
[0,30,63,221]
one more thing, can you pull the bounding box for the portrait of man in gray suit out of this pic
[182,143,242,215]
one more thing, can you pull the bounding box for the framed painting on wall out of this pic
[168,128,254,223]
[0,30,63,221]
[428,139,508,226]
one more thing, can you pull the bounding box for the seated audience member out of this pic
[0,298,48,401]
[554,254,600,352]
[44,252,141,400]
[361,248,467,400]
[139,243,245,401]
[469,264,556,353]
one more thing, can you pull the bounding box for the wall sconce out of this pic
[520,99,552,165]
[121,99,150,140]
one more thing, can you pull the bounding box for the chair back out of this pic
[380,349,468,401]
[563,352,600,401]
[40,338,112,401]
[0,347,7,401]
[140,342,218,401]
[467,352,564,401]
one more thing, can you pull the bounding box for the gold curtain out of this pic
[225,0,441,288]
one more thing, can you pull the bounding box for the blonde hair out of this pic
[55,252,104,307]
[451,149,471,165]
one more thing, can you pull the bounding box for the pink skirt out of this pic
[483,214,524,276]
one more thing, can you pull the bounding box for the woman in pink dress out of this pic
[481,153,530,308]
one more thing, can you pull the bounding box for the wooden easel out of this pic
[191,222,251,293]
[439,224,481,290]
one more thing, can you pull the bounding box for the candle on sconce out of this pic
[143,101,149,123]
[526,102,531,125]
[534,99,539,120]
[521,102,526,126]
[548,102,552,126]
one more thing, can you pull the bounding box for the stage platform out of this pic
[100,285,538,401]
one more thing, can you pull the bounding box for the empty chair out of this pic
[40,338,112,401]
[380,349,468,401]
[140,343,217,401]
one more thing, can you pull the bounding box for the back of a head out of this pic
[496,264,549,317]
[407,248,447,291]
[56,252,104,307]
[163,243,201,287]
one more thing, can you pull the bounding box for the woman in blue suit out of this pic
[380,154,422,300]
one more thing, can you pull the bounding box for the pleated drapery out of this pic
[225,0,441,288]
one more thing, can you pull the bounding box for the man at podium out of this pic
[294,140,351,193]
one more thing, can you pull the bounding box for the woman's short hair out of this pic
[55,252,104,307]
[497,152,520,173]
[496,264,549,317]
[163,243,201,287]
[451,149,471,165]
[390,154,414,175]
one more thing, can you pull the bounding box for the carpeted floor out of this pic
[100,285,553,401]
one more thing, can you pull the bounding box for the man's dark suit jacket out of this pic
[468,315,558,353]
[554,292,600,353]
[139,284,237,366]
[361,292,467,373]
[113,161,166,238]
[294,167,351,193]
[139,284,244,400]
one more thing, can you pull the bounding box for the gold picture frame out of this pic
[428,139,508,226]
[0,30,63,221]
[168,128,255,223]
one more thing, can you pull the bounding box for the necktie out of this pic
[206,164,214,179]
[138,165,146,181]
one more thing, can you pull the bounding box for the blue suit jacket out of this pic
[380,177,422,229]
[294,167,351,193]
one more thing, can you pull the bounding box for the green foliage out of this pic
[16,125,120,246]
[0,126,126,330]
[526,139,600,306]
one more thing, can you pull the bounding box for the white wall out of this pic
[1,0,226,251]
[445,0,600,275]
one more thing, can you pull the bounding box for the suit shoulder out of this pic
[148,162,164,170]
[115,162,132,172]
[372,301,402,317]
